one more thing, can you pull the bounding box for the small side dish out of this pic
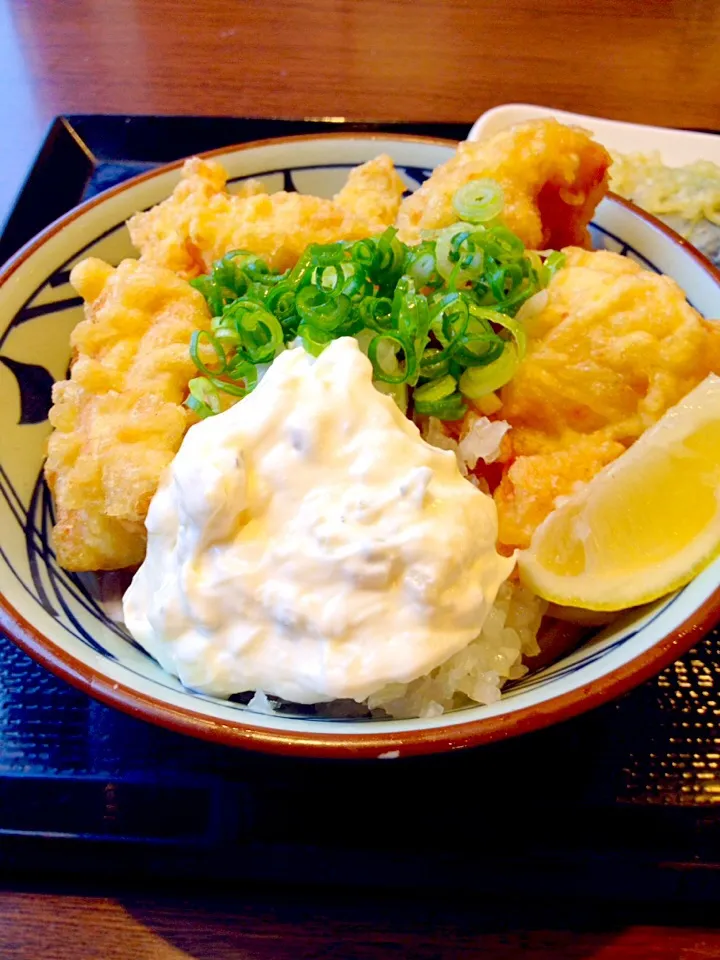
[610,151,720,265]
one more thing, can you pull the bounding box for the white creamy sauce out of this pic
[123,338,515,704]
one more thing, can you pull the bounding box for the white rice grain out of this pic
[367,581,547,719]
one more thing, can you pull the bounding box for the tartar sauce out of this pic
[123,338,515,704]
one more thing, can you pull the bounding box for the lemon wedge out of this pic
[518,374,720,611]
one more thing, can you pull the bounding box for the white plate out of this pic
[468,103,720,165]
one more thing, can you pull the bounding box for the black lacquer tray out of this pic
[0,115,718,901]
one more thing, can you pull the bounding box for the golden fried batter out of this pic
[45,258,211,571]
[396,119,610,249]
[493,248,720,549]
[47,130,718,570]
[494,434,626,550]
[502,248,720,441]
[128,155,406,277]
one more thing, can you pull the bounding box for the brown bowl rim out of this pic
[1,131,719,759]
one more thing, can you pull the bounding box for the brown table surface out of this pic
[0,887,718,960]
[1,0,720,956]
[2,0,720,227]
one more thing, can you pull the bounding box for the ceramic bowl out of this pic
[1,133,719,758]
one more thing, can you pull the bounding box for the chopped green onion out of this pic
[350,238,376,268]
[524,250,543,274]
[185,377,221,418]
[544,250,567,278]
[208,376,250,398]
[429,292,470,362]
[434,223,482,285]
[187,185,564,422]
[419,348,452,381]
[455,312,504,367]
[452,179,504,224]
[223,301,284,363]
[391,277,430,381]
[298,322,333,357]
[438,294,469,345]
[336,308,365,336]
[296,286,351,331]
[413,374,457,404]
[307,242,347,266]
[489,311,528,360]
[358,296,393,332]
[404,241,442,290]
[210,253,249,298]
[189,330,227,377]
[226,356,259,388]
[483,226,525,263]
[368,227,405,289]
[264,281,297,322]
[212,249,272,296]
[265,280,296,327]
[368,333,416,384]
[459,344,520,398]
[190,275,225,318]
[287,249,316,289]
[341,264,373,303]
[414,392,467,420]
[242,258,273,285]
[243,281,272,305]
[487,259,525,301]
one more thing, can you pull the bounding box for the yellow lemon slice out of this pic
[518,374,720,611]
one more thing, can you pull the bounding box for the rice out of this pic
[214,578,547,721]
[422,414,510,476]
[366,580,546,719]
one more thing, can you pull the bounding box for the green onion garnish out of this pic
[186,181,567,423]
[189,330,227,378]
[296,285,351,331]
[369,333,416,385]
[452,179,505,224]
[223,301,284,364]
[298,322,333,357]
[414,374,457,405]
[264,281,297,323]
[544,250,567,279]
[358,296,394,332]
[186,377,221,418]
[459,344,520,399]
[414,393,467,420]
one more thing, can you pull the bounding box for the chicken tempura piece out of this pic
[501,248,720,441]
[492,247,720,549]
[128,155,406,278]
[45,258,211,571]
[396,119,611,249]
[494,434,626,551]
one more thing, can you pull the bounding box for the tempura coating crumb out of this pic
[128,155,406,277]
[494,434,626,550]
[45,258,211,571]
[492,247,720,549]
[396,119,610,249]
[501,247,720,441]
